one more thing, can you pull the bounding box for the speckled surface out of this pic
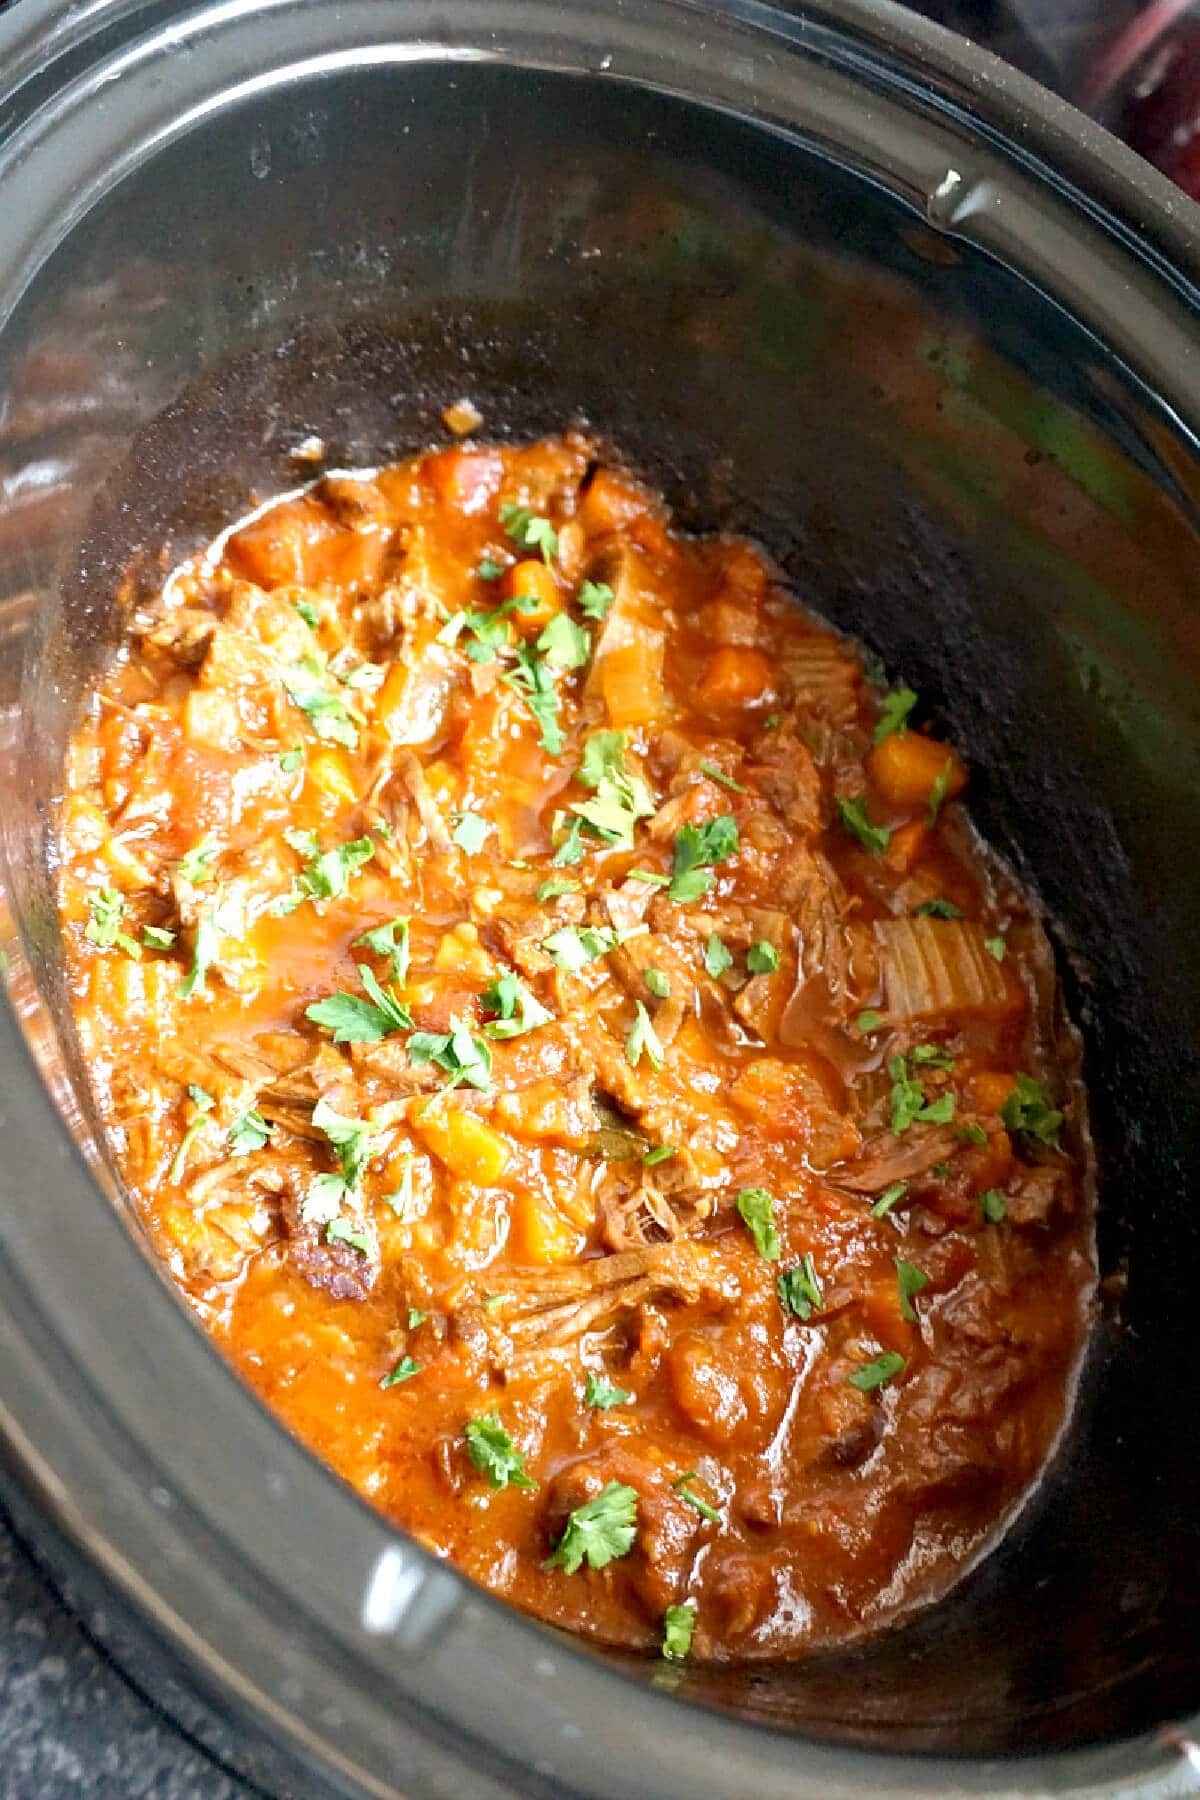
[0,1503,254,1799]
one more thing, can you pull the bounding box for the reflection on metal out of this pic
[359,1543,461,1649]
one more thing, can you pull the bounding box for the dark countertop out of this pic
[0,2,1140,1794]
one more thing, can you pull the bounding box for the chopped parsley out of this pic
[889,1054,956,1135]
[1001,1074,1063,1146]
[570,735,656,850]
[293,598,320,629]
[628,868,670,888]
[499,502,558,565]
[407,1017,493,1091]
[278,746,305,775]
[169,1084,215,1184]
[873,685,918,745]
[354,916,410,985]
[914,897,963,919]
[306,964,414,1043]
[503,643,564,755]
[857,1008,884,1033]
[480,971,555,1039]
[577,579,614,620]
[984,935,1007,962]
[229,1109,271,1156]
[736,1186,780,1261]
[536,874,580,902]
[871,1180,908,1219]
[541,924,622,972]
[310,1098,375,1193]
[179,886,243,1001]
[644,967,671,998]
[642,1144,676,1167]
[895,1258,929,1322]
[584,1372,631,1409]
[837,795,891,858]
[438,593,539,662]
[325,1216,376,1256]
[699,761,745,793]
[85,887,140,958]
[547,1481,638,1573]
[407,1305,428,1328]
[979,1188,1008,1224]
[672,1472,722,1525]
[958,1122,989,1147]
[661,1600,697,1662]
[927,758,955,825]
[141,924,177,951]
[381,1356,420,1389]
[703,933,733,980]
[464,1412,537,1490]
[746,940,780,975]
[477,555,507,581]
[328,649,385,693]
[668,815,738,902]
[849,1352,905,1392]
[912,1042,956,1071]
[452,811,489,854]
[777,1253,823,1320]
[551,814,588,866]
[284,831,375,907]
[177,840,218,886]
[282,663,360,749]
[537,611,591,671]
[626,1000,664,1071]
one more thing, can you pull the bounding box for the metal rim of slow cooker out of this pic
[0,4,1197,1798]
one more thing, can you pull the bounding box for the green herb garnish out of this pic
[1001,1074,1063,1146]
[777,1253,823,1320]
[464,1412,537,1490]
[661,1600,697,1662]
[229,1109,271,1156]
[672,1472,721,1525]
[736,1186,780,1261]
[873,685,918,745]
[849,1352,905,1392]
[546,1481,638,1572]
[668,816,738,902]
[381,1356,420,1388]
[584,1372,631,1410]
[85,887,140,958]
[979,1188,1008,1224]
[480,971,555,1039]
[746,941,780,975]
[895,1258,929,1322]
[499,503,558,565]
[169,1084,215,1184]
[871,1181,908,1219]
[577,580,614,621]
[837,795,891,858]
[626,1000,664,1071]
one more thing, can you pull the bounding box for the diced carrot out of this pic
[859,1277,916,1356]
[961,1125,1014,1191]
[508,1190,582,1264]
[694,645,774,711]
[577,468,652,536]
[971,1070,1018,1116]
[412,1102,512,1185]
[494,1080,592,1150]
[501,558,560,629]
[432,922,494,978]
[423,447,503,516]
[601,640,668,728]
[868,733,967,811]
[306,747,358,806]
[884,819,929,875]
[226,500,328,587]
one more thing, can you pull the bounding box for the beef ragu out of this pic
[57,430,1095,1663]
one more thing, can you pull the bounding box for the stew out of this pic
[58,430,1094,1662]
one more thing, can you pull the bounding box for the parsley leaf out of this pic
[480,971,555,1039]
[871,1180,908,1219]
[381,1356,420,1389]
[736,1186,780,1261]
[464,1412,537,1490]
[537,611,591,671]
[626,1000,664,1071]
[584,1372,631,1409]
[912,1042,956,1071]
[1001,1075,1062,1146]
[746,940,780,975]
[229,1109,271,1156]
[503,643,564,755]
[325,1216,376,1256]
[311,1098,375,1191]
[477,555,507,581]
[642,1144,676,1167]
[984,935,1007,962]
[407,1305,428,1328]
[703,933,733,980]
[551,814,588,866]
[661,1600,697,1662]
[577,579,614,620]
[85,887,141,958]
[570,737,656,851]
[547,1481,639,1572]
[927,758,955,825]
[279,745,305,774]
[896,1258,929,1322]
[535,875,580,902]
[354,916,410,985]
[499,503,558,565]
[283,664,360,749]
[177,840,218,886]
[889,1054,956,1135]
[849,1352,905,1392]
[407,1016,493,1090]
[979,1188,1008,1224]
[699,761,745,793]
[141,924,177,951]
[293,597,320,629]
[179,886,243,1000]
[914,897,963,920]
[452,811,490,854]
[672,1472,722,1524]
[958,1122,989,1147]
[857,1008,884,1033]
[644,967,671,999]
[777,1253,823,1320]
[873,685,917,745]
[578,731,628,789]
[837,795,891,857]
[668,815,738,902]
[286,833,375,907]
[541,924,624,972]
[306,964,413,1043]
[169,1085,215,1184]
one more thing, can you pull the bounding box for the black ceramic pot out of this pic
[0,2,1198,1795]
